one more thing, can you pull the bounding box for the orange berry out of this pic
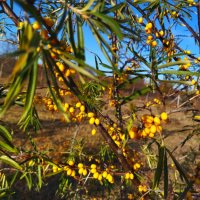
[160,112,168,121]
[32,21,41,30]
[153,117,161,125]
[91,129,97,135]
[44,17,54,27]
[146,22,153,29]
[138,17,143,24]
[150,125,157,134]
[95,118,100,125]
[151,40,157,47]
[89,117,95,125]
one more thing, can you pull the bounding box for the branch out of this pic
[0,1,20,26]
[178,16,200,45]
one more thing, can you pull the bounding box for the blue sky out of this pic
[1,1,200,70]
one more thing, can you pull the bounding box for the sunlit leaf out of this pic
[157,60,191,69]
[0,155,22,170]
[159,70,200,77]
[80,0,95,12]
[19,55,39,124]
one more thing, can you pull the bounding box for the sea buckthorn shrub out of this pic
[0,0,200,199]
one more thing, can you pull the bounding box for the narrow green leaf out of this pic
[77,16,85,60]
[59,50,104,76]
[121,87,152,105]
[94,55,99,70]
[157,60,191,69]
[153,145,165,189]
[0,125,12,142]
[19,56,38,124]
[67,11,77,55]
[90,12,123,39]
[128,47,150,68]
[0,155,22,170]
[0,140,17,153]
[100,63,120,74]
[80,0,95,12]
[43,57,70,123]
[61,57,97,80]
[118,75,147,89]
[163,150,168,199]
[10,171,19,187]
[88,20,112,64]
[37,165,42,189]
[55,5,67,35]
[157,53,186,65]
[24,174,32,190]
[166,148,189,184]
[159,70,200,77]
[158,79,193,86]
[103,2,126,14]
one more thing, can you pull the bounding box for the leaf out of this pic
[91,12,123,40]
[100,62,120,74]
[153,145,165,189]
[88,20,113,64]
[0,155,22,170]
[61,56,97,80]
[103,2,126,15]
[19,55,38,124]
[157,60,191,69]
[121,86,152,105]
[158,79,194,86]
[0,140,17,153]
[42,61,70,123]
[24,173,32,190]
[163,150,168,199]
[55,5,67,35]
[158,70,200,77]
[117,75,147,89]
[0,52,38,118]
[0,125,12,142]
[80,0,95,12]
[128,47,150,68]
[94,55,99,70]
[10,171,19,187]
[166,148,189,184]
[77,16,85,60]
[37,165,42,189]
[10,52,29,79]
[67,11,77,56]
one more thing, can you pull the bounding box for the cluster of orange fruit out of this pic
[106,123,125,148]
[129,112,168,139]
[187,0,196,6]
[179,57,191,71]
[145,98,161,107]
[145,23,157,47]
[145,22,162,48]
[54,61,76,83]
[52,161,115,184]
[88,112,100,135]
